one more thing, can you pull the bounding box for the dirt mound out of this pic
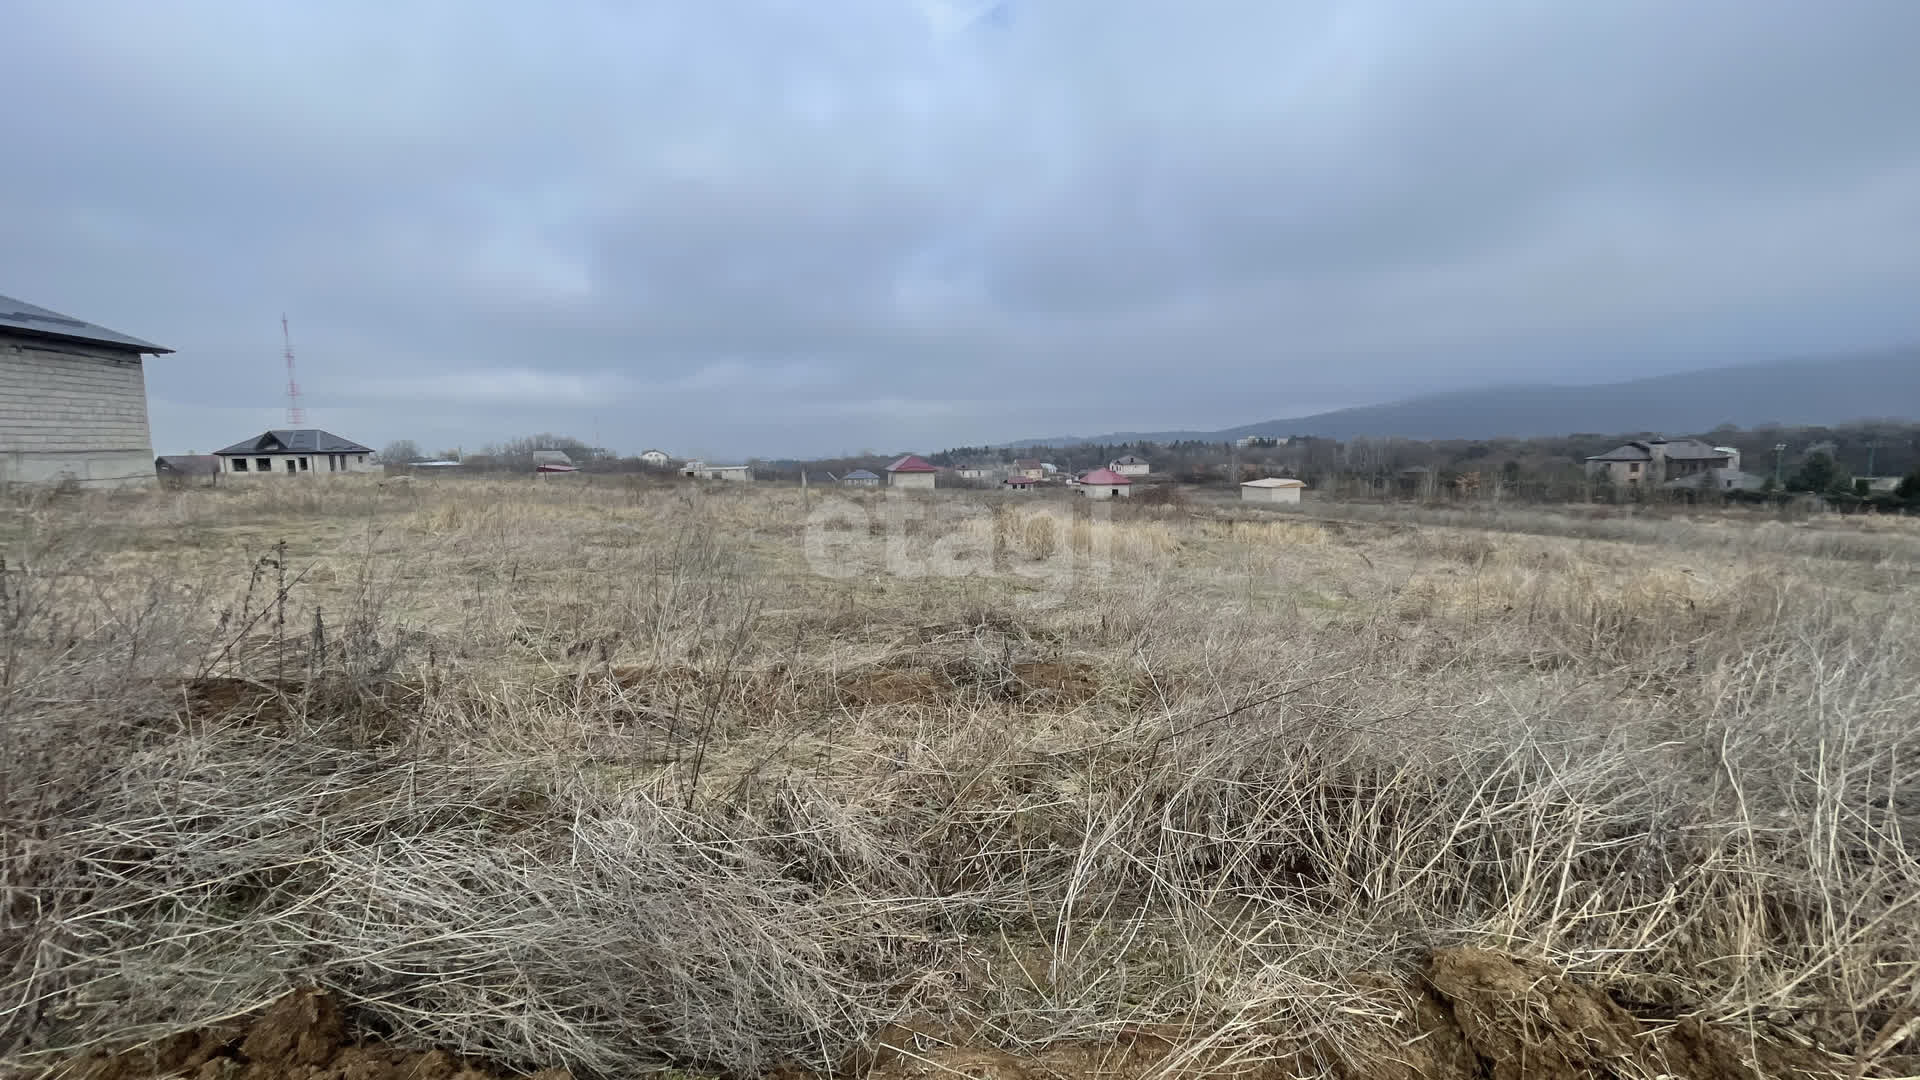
[52,990,569,1080]
[1421,949,1871,1080]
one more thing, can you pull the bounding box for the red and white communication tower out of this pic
[281,314,306,425]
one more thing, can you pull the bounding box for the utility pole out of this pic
[1772,443,1787,490]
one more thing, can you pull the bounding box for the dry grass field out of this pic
[2,477,1917,1079]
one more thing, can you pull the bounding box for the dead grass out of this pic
[1,478,1915,1078]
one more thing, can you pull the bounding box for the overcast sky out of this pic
[6,1,1920,459]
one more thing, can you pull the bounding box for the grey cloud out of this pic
[5,0,1920,458]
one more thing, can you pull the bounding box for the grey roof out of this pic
[843,469,880,480]
[1112,455,1148,465]
[530,449,574,466]
[0,293,171,353]
[155,454,220,476]
[214,429,372,456]
[1587,443,1653,462]
[1658,439,1730,461]
[1587,438,1730,463]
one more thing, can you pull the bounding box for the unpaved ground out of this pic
[10,484,1918,1079]
[53,950,1898,1080]
[50,990,568,1080]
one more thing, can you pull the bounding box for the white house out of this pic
[639,449,671,467]
[842,468,880,487]
[215,429,378,477]
[1077,467,1133,498]
[1241,477,1305,504]
[683,460,753,482]
[0,293,171,488]
[885,454,938,489]
[1108,455,1150,477]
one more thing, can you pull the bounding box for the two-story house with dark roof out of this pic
[1585,437,1759,491]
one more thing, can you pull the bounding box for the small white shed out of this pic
[1241,477,1305,504]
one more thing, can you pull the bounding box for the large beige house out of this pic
[1585,438,1744,490]
[0,293,170,488]
[215,429,377,477]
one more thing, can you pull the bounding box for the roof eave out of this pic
[2,324,173,355]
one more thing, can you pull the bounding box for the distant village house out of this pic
[0,293,171,488]
[1585,438,1758,491]
[639,449,670,467]
[215,429,376,476]
[1241,476,1306,504]
[683,460,753,482]
[1010,458,1045,481]
[1108,454,1150,477]
[531,449,578,473]
[1077,467,1132,498]
[885,454,938,489]
[842,468,880,487]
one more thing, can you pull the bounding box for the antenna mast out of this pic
[282,314,307,426]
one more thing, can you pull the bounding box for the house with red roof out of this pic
[885,454,938,490]
[1077,467,1132,498]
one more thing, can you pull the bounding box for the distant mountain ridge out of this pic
[1008,348,1920,446]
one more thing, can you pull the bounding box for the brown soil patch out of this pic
[178,678,301,725]
[837,668,944,707]
[171,677,428,743]
[1423,948,1857,1080]
[52,990,568,1080]
[836,660,1106,710]
[1004,660,1100,706]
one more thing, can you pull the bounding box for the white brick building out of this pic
[215,429,377,477]
[0,294,171,489]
